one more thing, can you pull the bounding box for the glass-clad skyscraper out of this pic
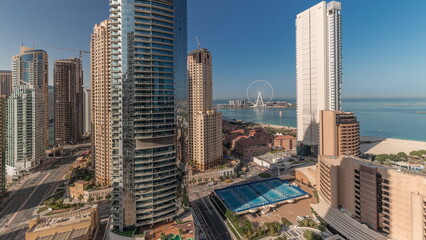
[109,0,179,231]
[173,0,188,170]
[6,47,48,176]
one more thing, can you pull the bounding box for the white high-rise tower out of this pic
[296,1,342,151]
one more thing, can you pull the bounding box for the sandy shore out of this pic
[360,136,426,155]
[256,123,297,131]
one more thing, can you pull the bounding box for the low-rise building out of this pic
[26,205,98,240]
[235,138,271,159]
[187,160,240,185]
[69,180,111,202]
[273,134,297,150]
[72,156,90,169]
[253,153,292,170]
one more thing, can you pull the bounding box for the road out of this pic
[95,200,111,240]
[192,196,232,240]
[0,146,89,239]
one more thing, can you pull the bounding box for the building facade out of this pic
[315,155,426,240]
[54,58,84,146]
[6,47,48,176]
[12,47,49,147]
[6,87,45,176]
[319,110,360,157]
[296,1,342,153]
[110,0,179,231]
[91,19,112,187]
[0,70,12,98]
[173,0,188,170]
[188,49,223,171]
[26,205,98,240]
[0,95,6,192]
[83,88,91,134]
[273,135,297,150]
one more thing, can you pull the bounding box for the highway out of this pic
[0,146,90,239]
[192,196,232,240]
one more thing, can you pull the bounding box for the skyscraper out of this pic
[296,1,342,154]
[83,88,91,134]
[174,0,188,169]
[188,49,223,171]
[54,58,84,146]
[6,47,48,176]
[319,110,360,157]
[91,19,111,187]
[6,87,44,176]
[12,47,49,147]
[110,0,178,231]
[0,95,6,193]
[0,71,12,98]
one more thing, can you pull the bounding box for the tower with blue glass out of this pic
[109,0,184,232]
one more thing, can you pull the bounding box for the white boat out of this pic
[279,111,282,117]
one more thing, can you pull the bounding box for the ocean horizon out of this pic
[214,97,426,142]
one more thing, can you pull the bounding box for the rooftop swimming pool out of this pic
[215,178,308,212]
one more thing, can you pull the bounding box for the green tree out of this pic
[78,195,83,202]
[281,217,292,226]
[396,152,408,161]
[275,237,287,240]
[105,193,111,200]
[303,230,323,240]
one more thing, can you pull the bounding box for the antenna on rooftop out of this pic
[195,36,201,50]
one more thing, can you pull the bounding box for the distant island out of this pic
[216,99,296,109]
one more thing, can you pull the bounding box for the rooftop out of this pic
[28,205,96,234]
[274,134,296,140]
[253,152,291,164]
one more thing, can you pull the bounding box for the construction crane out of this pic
[195,37,201,50]
[45,46,90,59]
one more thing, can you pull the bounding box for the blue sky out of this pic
[0,0,425,99]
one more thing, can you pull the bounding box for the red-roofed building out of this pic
[234,137,272,159]
[273,134,297,150]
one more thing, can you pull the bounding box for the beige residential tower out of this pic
[188,48,223,171]
[90,20,111,186]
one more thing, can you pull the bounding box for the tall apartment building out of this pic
[91,19,111,187]
[319,110,360,157]
[314,155,426,240]
[0,95,6,192]
[54,58,84,146]
[83,88,91,134]
[174,0,188,169]
[12,47,49,147]
[0,71,12,98]
[109,0,180,231]
[6,87,45,176]
[296,1,342,154]
[188,49,223,171]
[6,47,48,176]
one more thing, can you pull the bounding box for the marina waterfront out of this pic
[215,98,426,142]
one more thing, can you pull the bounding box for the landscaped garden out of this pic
[258,172,271,178]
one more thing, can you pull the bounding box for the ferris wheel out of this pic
[246,80,274,107]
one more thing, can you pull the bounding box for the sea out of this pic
[215,98,426,142]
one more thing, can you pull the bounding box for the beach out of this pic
[256,123,297,131]
[360,136,426,155]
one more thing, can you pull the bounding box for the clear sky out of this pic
[0,0,425,99]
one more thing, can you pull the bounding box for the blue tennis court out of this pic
[215,178,308,212]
